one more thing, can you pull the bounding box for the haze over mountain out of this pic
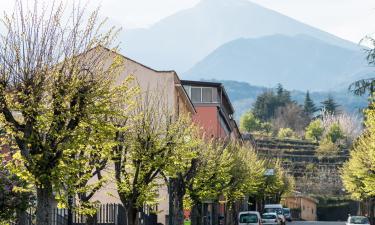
[185,34,370,90]
[121,0,362,74]
[215,80,367,119]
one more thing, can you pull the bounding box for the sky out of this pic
[96,0,375,44]
[2,0,375,44]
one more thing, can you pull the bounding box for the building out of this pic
[88,47,196,225]
[181,80,241,140]
[282,195,318,221]
[181,80,241,225]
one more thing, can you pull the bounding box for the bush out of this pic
[326,123,345,143]
[240,111,262,133]
[305,120,324,141]
[277,128,296,139]
[316,138,339,158]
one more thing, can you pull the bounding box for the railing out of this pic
[11,204,157,225]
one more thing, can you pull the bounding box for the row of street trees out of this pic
[341,36,375,225]
[0,1,294,225]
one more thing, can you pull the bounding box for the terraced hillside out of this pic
[243,134,349,196]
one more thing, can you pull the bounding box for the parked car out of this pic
[264,204,286,225]
[239,211,262,225]
[283,208,292,222]
[262,212,281,225]
[346,216,370,225]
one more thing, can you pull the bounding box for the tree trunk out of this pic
[191,203,202,225]
[16,209,28,225]
[36,182,53,225]
[125,205,139,225]
[169,178,185,225]
[369,198,375,225]
[86,214,98,225]
[68,195,73,225]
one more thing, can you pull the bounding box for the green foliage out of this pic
[305,120,324,141]
[321,96,340,115]
[277,128,296,139]
[187,142,266,207]
[240,111,272,135]
[257,160,295,202]
[326,123,345,143]
[252,85,292,122]
[341,103,375,200]
[0,154,34,222]
[0,3,127,223]
[240,111,262,133]
[304,91,318,117]
[316,138,340,158]
[114,94,202,210]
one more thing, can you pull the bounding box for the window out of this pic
[202,87,213,102]
[239,214,258,223]
[186,86,218,103]
[191,87,202,103]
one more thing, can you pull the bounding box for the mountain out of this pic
[185,34,370,90]
[121,0,361,73]
[216,80,368,119]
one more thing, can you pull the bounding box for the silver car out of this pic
[262,212,281,225]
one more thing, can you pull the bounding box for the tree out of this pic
[56,80,134,224]
[349,36,375,99]
[0,1,123,224]
[0,153,33,224]
[276,84,292,105]
[326,123,345,144]
[186,142,265,225]
[303,91,317,118]
[113,94,201,225]
[321,95,340,115]
[341,103,375,224]
[305,120,324,141]
[321,111,362,144]
[240,111,262,133]
[272,102,309,135]
[252,85,292,122]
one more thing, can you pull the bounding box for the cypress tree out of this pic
[303,91,317,117]
[321,95,340,115]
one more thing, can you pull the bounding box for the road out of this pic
[289,221,345,225]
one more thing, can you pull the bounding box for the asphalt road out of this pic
[289,221,345,225]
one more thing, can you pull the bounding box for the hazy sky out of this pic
[2,0,375,44]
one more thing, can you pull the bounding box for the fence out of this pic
[12,204,157,225]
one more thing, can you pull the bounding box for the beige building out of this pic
[88,47,196,225]
[282,195,318,221]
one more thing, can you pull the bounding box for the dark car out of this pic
[283,208,292,222]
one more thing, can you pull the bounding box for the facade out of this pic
[282,195,318,221]
[89,47,196,225]
[181,80,241,225]
[181,80,241,140]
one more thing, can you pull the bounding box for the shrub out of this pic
[305,120,324,141]
[277,128,296,139]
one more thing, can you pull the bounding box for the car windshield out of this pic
[283,209,290,214]
[350,217,369,224]
[240,214,258,223]
[262,214,276,219]
[264,208,283,215]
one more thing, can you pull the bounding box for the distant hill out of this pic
[121,0,362,73]
[186,34,370,91]
[211,80,368,119]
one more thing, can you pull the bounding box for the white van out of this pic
[238,211,262,225]
[264,204,286,225]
